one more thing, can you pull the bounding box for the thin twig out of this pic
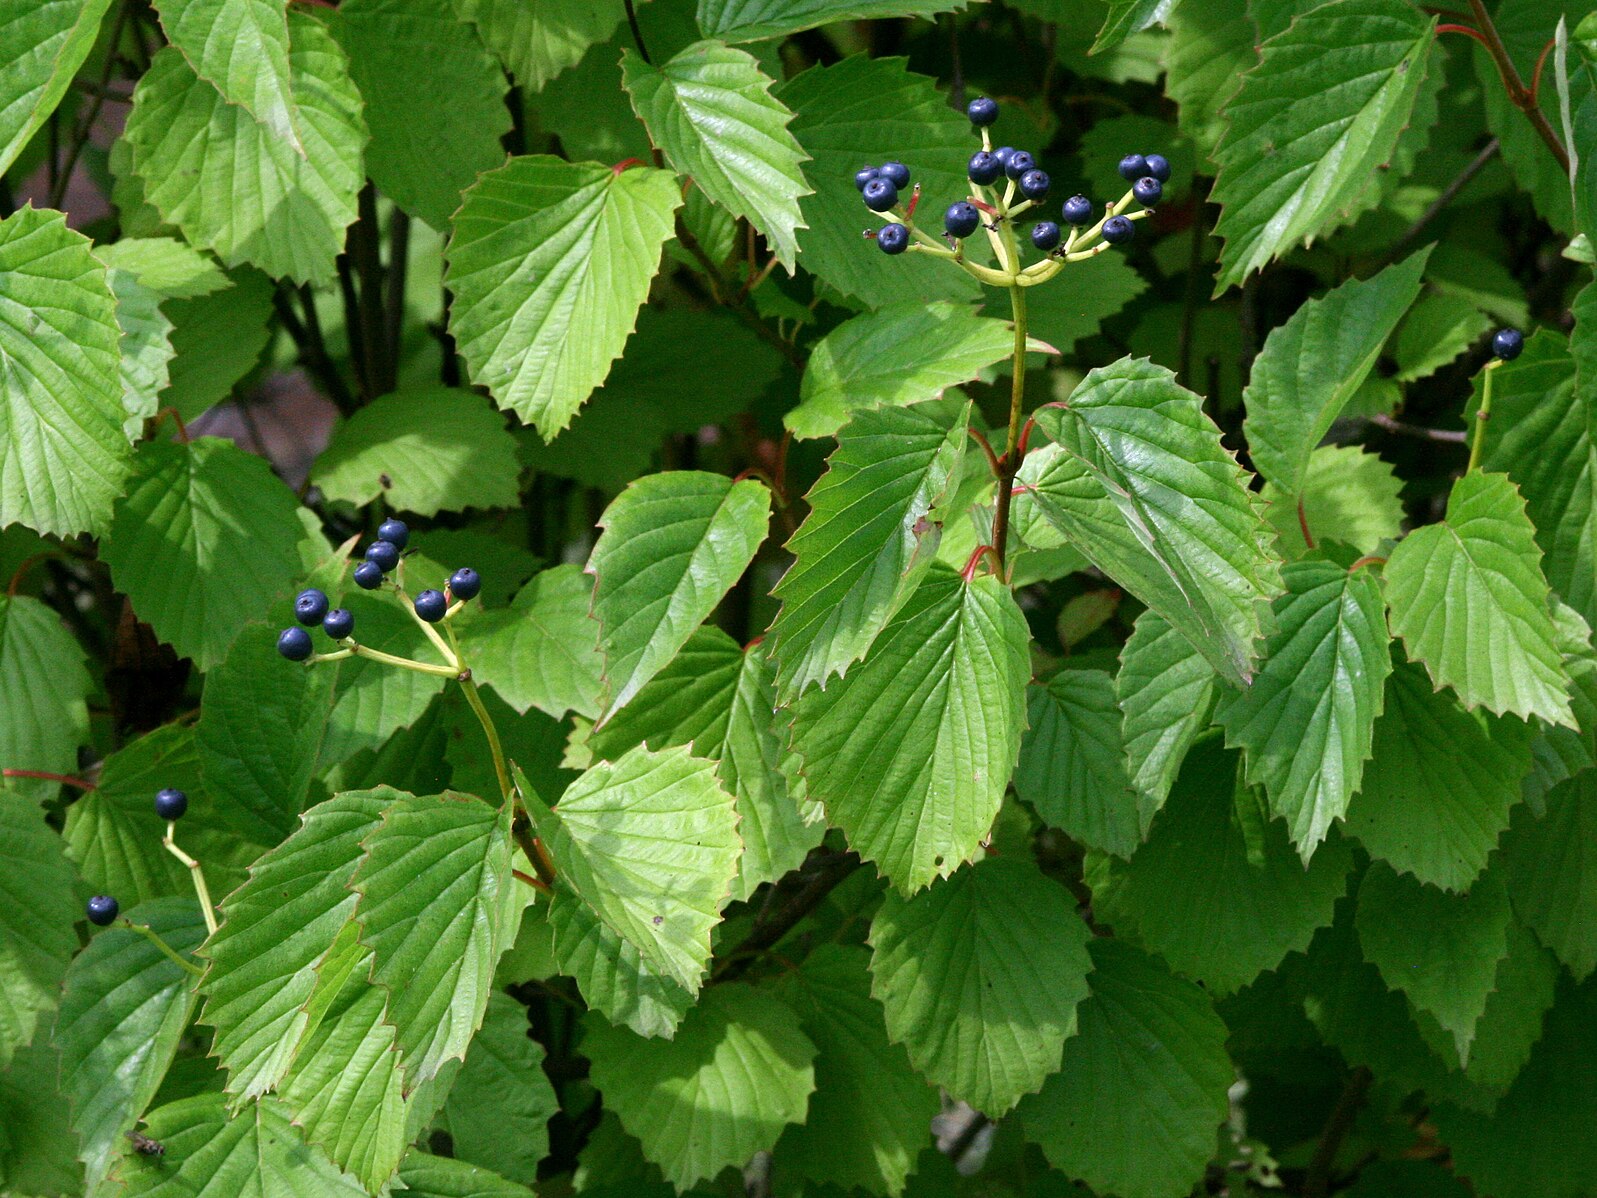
[713,850,862,982]
[1384,138,1500,263]
[677,216,805,369]
[52,0,130,208]
[3,768,95,791]
[623,0,652,64]
[1369,412,1468,443]
[1467,0,1570,172]
[272,285,355,410]
[1304,1067,1373,1198]
[385,208,410,388]
[354,185,388,397]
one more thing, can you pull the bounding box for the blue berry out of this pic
[967,96,999,126]
[277,626,313,661]
[1132,176,1162,206]
[154,788,187,821]
[294,589,329,626]
[353,560,384,590]
[1118,153,1148,181]
[414,590,447,623]
[854,165,879,191]
[1062,194,1093,225]
[1019,169,1050,201]
[1492,328,1525,360]
[1031,221,1061,251]
[877,223,909,254]
[1005,150,1036,180]
[1102,215,1136,245]
[1144,153,1171,183]
[365,540,401,573]
[993,146,1017,168]
[376,518,409,549]
[862,177,898,212]
[878,161,910,188]
[968,150,1002,186]
[945,202,980,238]
[449,568,482,601]
[86,895,119,926]
[323,608,355,640]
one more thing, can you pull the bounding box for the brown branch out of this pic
[3,769,96,791]
[713,849,861,982]
[1369,412,1468,443]
[1467,0,1570,173]
[1304,1067,1373,1198]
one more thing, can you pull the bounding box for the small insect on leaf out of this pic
[126,1130,166,1157]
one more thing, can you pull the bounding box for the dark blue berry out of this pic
[376,518,409,549]
[154,788,187,820]
[1492,328,1525,360]
[968,150,1002,186]
[353,560,383,590]
[1118,153,1148,181]
[86,895,119,926]
[945,202,980,238]
[323,608,355,640]
[1062,194,1093,225]
[862,177,898,212]
[365,540,401,573]
[1144,153,1171,183]
[1005,150,1035,180]
[1132,176,1162,206]
[449,568,482,601]
[854,165,879,191]
[1102,215,1135,244]
[878,161,910,189]
[1031,221,1061,251]
[294,589,329,626]
[993,146,1017,168]
[414,590,447,623]
[1019,169,1050,201]
[967,96,999,127]
[877,223,909,254]
[277,626,313,661]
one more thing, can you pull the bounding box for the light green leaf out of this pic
[1211,0,1436,291]
[1243,249,1430,493]
[0,595,90,801]
[1092,0,1179,53]
[444,992,557,1184]
[0,1039,80,1194]
[546,890,693,1039]
[321,588,452,763]
[0,793,79,1070]
[396,1152,536,1198]
[444,156,682,436]
[1028,357,1281,686]
[1018,938,1232,1198]
[770,398,967,701]
[792,566,1030,893]
[464,565,603,721]
[623,40,809,269]
[1503,773,1597,979]
[1261,445,1407,560]
[0,205,129,537]
[159,266,275,421]
[1217,560,1391,857]
[583,984,817,1191]
[95,236,229,299]
[1385,470,1574,726]
[588,471,770,718]
[1445,917,1560,1095]
[0,0,115,177]
[452,0,626,92]
[1117,608,1215,814]
[1165,0,1254,158]
[107,267,176,438]
[312,387,521,517]
[351,791,520,1086]
[1527,600,1597,807]
[868,856,1092,1115]
[699,0,972,41]
[332,0,510,229]
[125,14,366,286]
[1395,292,1494,383]
[531,745,739,993]
[152,0,302,149]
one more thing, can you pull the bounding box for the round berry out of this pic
[449,568,482,601]
[1118,153,1148,181]
[1132,176,1163,206]
[1143,153,1171,183]
[376,518,409,550]
[1492,328,1525,361]
[414,589,447,623]
[1102,215,1136,245]
[968,150,1002,186]
[862,177,898,212]
[295,588,330,627]
[993,146,1017,168]
[277,626,314,661]
[854,165,879,191]
[1005,150,1036,180]
[353,560,384,590]
[1062,194,1093,226]
[323,608,355,640]
[945,202,980,239]
[878,161,910,189]
[86,895,119,926]
[877,223,910,255]
[967,96,999,127]
[154,788,188,821]
[1031,221,1062,251]
[1019,169,1050,201]
[365,540,401,573]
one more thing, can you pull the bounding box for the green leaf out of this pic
[588,471,770,717]
[452,0,626,92]
[1346,659,1534,892]
[0,0,115,177]
[1165,0,1254,158]
[1092,0,1179,53]
[546,890,693,1039]
[698,0,972,42]
[0,205,129,536]
[0,794,79,1070]
[1028,357,1281,686]
[992,253,1148,357]
[444,156,682,436]
[0,1040,81,1193]
[792,566,1030,893]
[1211,0,1436,291]
[396,1152,536,1198]
[102,439,311,671]
[95,236,229,300]
[868,856,1092,1116]
[443,992,557,1185]
[583,984,817,1191]
[770,398,967,701]
[623,40,809,269]
[464,565,603,721]
[531,745,739,993]
[159,266,276,421]
[312,387,521,517]
[1261,445,1407,560]
[1395,292,1494,383]
[777,57,980,309]
[350,791,520,1086]
[788,303,1017,441]
[1015,670,1148,858]
[774,944,939,1196]
[1096,734,1353,995]
[1117,609,1215,813]
[107,266,176,438]
[0,595,90,801]
[321,588,453,763]
[1385,470,1574,726]
[1243,249,1431,493]
[152,0,302,149]
[1448,916,1560,1095]
[125,14,366,286]
[1017,939,1233,1198]
[1217,560,1391,857]
[332,0,510,229]
[1502,773,1597,980]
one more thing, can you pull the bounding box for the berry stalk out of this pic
[122,919,205,978]
[161,825,218,936]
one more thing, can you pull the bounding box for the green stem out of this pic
[162,827,218,936]
[989,281,1028,573]
[1468,361,1498,473]
[121,920,204,978]
[348,642,460,678]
